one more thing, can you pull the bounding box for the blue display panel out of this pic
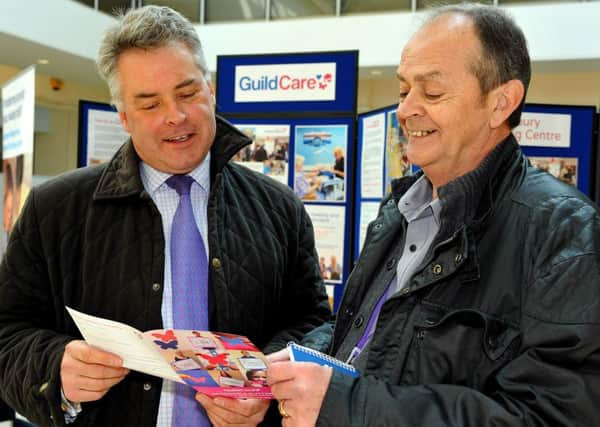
[517,104,596,197]
[354,105,413,261]
[217,51,358,115]
[77,100,130,168]
[218,50,358,313]
[78,100,116,167]
[228,117,355,313]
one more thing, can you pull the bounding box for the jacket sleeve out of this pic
[0,189,71,426]
[261,201,332,355]
[317,196,600,427]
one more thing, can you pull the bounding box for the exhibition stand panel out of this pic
[216,51,359,312]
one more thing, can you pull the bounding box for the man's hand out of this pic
[267,361,332,427]
[195,394,270,427]
[60,340,129,403]
[265,347,290,364]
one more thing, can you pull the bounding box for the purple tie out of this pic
[167,175,210,427]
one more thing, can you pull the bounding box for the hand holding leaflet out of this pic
[66,307,272,398]
[287,342,359,378]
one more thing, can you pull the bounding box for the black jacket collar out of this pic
[390,134,523,236]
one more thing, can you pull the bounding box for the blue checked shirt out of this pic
[139,155,211,427]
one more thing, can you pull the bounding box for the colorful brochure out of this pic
[66,307,272,399]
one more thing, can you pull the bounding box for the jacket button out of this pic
[353,315,364,328]
[152,283,161,292]
[211,258,222,269]
[345,308,354,317]
[400,287,410,295]
[386,258,396,270]
[454,254,463,264]
[432,264,443,275]
[143,382,152,391]
[373,223,383,231]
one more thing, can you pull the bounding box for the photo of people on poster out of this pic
[232,124,290,185]
[304,204,345,286]
[529,156,578,187]
[294,125,347,202]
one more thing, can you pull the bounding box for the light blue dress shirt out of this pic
[393,175,442,294]
[139,154,211,427]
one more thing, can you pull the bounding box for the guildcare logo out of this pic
[234,62,336,103]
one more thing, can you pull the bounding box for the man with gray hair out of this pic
[268,4,600,426]
[0,5,330,426]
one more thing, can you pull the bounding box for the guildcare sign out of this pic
[513,112,571,148]
[234,62,336,103]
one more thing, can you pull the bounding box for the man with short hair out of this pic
[268,4,600,426]
[0,6,330,426]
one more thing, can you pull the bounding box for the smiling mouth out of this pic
[163,134,193,142]
[407,130,436,137]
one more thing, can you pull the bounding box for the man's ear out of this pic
[489,79,525,129]
[119,111,130,134]
[208,82,216,105]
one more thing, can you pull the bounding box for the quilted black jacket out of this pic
[318,135,600,426]
[0,116,330,426]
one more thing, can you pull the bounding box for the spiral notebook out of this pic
[287,342,359,378]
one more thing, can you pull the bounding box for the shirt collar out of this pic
[398,175,441,225]
[139,152,211,195]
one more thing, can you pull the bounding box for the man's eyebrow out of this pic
[175,78,197,90]
[133,91,158,100]
[396,71,442,82]
[133,78,198,100]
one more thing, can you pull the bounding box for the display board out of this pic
[216,51,358,116]
[515,104,596,197]
[354,104,413,260]
[354,103,598,261]
[78,100,129,167]
[217,51,358,312]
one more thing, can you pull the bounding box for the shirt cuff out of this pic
[60,388,82,424]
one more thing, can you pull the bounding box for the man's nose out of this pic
[164,101,186,126]
[396,92,422,121]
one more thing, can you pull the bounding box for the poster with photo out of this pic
[305,204,345,284]
[360,112,386,198]
[2,66,35,254]
[529,156,578,188]
[385,110,410,193]
[294,125,347,202]
[232,124,290,185]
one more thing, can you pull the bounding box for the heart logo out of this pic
[316,74,322,79]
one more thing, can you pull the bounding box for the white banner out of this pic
[514,112,571,148]
[234,63,336,102]
[2,65,35,157]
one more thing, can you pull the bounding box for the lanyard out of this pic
[346,282,392,364]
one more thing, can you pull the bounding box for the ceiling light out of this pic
[370,69,382,76]
[37,59,49,65]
